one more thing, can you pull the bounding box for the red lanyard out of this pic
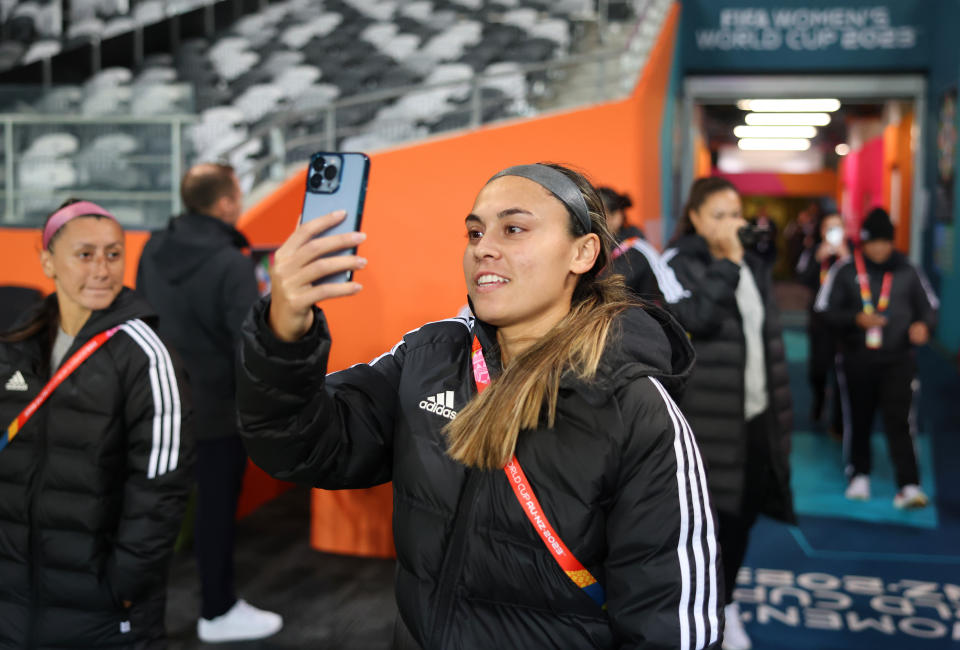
[470,335,606,608]
[2,325,121,453]
[610,237,640,261]
[853,250,893,314]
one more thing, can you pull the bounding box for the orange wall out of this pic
[236,4,681,556]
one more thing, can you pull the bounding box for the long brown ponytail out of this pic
[444,164,634,470]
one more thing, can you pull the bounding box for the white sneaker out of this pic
[894,484,929,509]
[197,599,283,643]
[845,474,870,501]
[723,602,752,650]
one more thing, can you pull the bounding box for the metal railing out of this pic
[0,0,673,228]
[0,113,195,227]
[218,0,673,191]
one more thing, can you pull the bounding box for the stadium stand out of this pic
[1,0,656,227]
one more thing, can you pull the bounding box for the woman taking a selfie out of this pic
[661,177,795,650]
[237,163,722,649]
[0,200,193,649]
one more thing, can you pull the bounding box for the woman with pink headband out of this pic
[0,199,194,648]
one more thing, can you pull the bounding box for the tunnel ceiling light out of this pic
[835,143,851,156]
[745,112,831,126]
[734,125,817,139]
[736,98,841,112]
[738,138,811,151]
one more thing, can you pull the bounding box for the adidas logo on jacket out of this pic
[419,390,457,420]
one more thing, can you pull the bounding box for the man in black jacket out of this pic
[137,163,283,642]
[815,208,938,509]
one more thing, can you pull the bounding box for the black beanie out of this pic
[860,207,894,242]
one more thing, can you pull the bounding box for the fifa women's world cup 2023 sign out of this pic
[683,2,927,72]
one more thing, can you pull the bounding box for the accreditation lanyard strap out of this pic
[2,325,121,453]
[470,335,606,608]
[853,250,893,315]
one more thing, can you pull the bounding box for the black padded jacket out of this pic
[813,250,939,359]
[610,236,676,304]
[661,234,795,523]
[0,289,194,649]
[237,298,723,650]
[137,211,259,441]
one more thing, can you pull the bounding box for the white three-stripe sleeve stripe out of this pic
[121,320,182,478]
[134,322,173,474]
[628,239,688,301]
[672,390,720,644]
[649,377,718,649]
[813,260,846,312]
[130,320,182,474]
[648,376,691,650]
[120,324,162,479]
[658,248,691,304]
[122,321,176,477]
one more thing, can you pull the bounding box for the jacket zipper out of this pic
[25,400,50,650]
[430,469,483,649]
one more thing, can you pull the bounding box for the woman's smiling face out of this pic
[41,216,125,316]
[463,175,593,333]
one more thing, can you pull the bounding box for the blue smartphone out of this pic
[299,151,370,284]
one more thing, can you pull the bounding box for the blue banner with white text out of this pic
[682,1,929,72]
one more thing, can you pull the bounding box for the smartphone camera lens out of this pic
[311,157,325,171]
[308,174,323,189]
[323,165,338,181]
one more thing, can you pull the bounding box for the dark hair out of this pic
[597,187,632,214]
[180,163,237,214]
[671,176,739,244]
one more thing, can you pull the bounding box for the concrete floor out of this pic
[166,487,398,650]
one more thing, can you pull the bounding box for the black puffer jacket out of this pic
[814,250,939,358]
[662,234,794,523]
[238,299,723,650]
[137,211,259,441]
[0,289,193,649]
[610,237,670,303]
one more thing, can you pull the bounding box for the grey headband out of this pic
[488,164,591,234]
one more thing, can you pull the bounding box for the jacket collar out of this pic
[465,300,694,402]
[176,211,249,249]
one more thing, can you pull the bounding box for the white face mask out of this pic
[825,226,844,247]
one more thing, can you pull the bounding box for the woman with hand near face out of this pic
[0,200,193,649]
[661,178,796,650]
[237,163,722,649]
[796,213,849,433]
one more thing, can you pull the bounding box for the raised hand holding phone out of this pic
[301,152,369,284]
[268,151,370,342]
[268,211,367,342]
